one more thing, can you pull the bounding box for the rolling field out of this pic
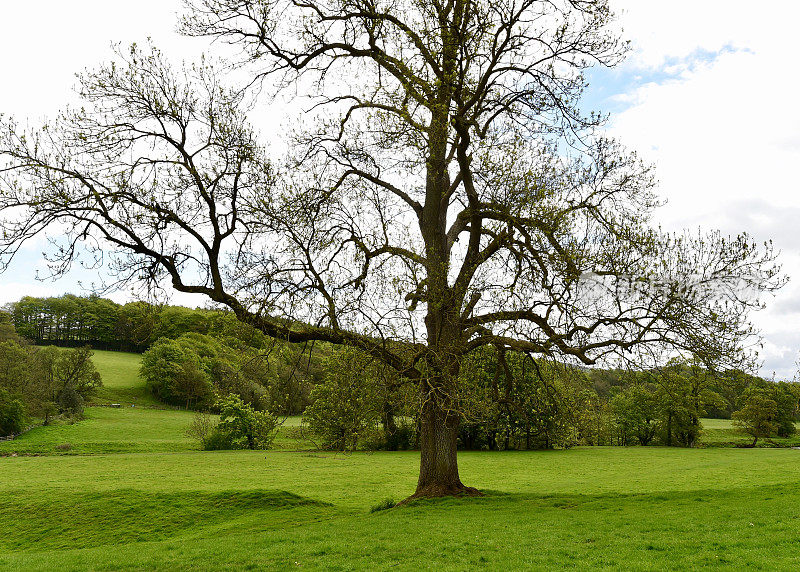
[3,448,800,569]
[0,350,310,455]
[2,350,800,569]
[89,350,161,407]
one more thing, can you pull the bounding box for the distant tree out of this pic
[770,382,800,438]
[0,312,20,343]
[0,387,26,436]
[303,348,383,451]
[140,336,214,408]
[0,342,101,421]
[0,0,784,498]
[154,306,212,340]
[704,369,764,419]
[53,346,102,401]
[38,345,102,416]
[648,359,728,447]
[28,345,61,423]
[0,340,30,395]
[458,349,589,450]
[732,389,779,447]
[611,383,659,446]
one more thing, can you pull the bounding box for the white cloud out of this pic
[612,1,799,69]
[605,0,800,377]
[0,1,211,120]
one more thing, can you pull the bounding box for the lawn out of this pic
[0,406,199,455]
[88,349,161,407]
[3,447,800,570]
[4,349,800,569]
[701,417,800,448]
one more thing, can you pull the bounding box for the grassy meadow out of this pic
[2,350,800,569]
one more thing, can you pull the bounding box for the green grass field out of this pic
[3,448,800,570]
[701,417,800,448]
[89,349,161,407]
[3,350,800,569]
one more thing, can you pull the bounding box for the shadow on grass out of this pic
[383,482,800,515]
[0,489,333,552]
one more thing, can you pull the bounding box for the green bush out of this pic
[140,336,214,408]
[0,388,26,437]
[201,429,237,451]
[187,395,278,450]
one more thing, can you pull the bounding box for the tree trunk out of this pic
[409,386,480,500]
[666,411,673,446]
[382,399,399,450]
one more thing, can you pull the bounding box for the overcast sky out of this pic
[1,1,798,377]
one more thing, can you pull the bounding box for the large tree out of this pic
[0,0,782,497]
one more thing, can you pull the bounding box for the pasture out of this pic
[2,350,800,570]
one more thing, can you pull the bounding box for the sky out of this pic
[0,1,798,377]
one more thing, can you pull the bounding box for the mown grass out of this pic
[88,349,161,407]
[2,448,800,570]
[4,350,800,569]
[701,417,800,448]
[0,406,200,455]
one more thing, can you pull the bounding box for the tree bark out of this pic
[408,379,481,500]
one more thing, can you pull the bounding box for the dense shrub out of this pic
[0,388,26,436]
[188,396,278,450]
[141,332,324,413]
[140,336,216,408]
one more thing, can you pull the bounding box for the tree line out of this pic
[301,347,800,452]
[4,294,797,449]
[8,295,274,352]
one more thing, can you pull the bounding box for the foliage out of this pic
[610,384,659,446]
[202,395,278,450]
[302,348,384,451]
[0,388,26,436]
[0,312,21,343]
[456,349,592,450]
[731,383,800,445]
[0,341,102,422]
[7,295,281,353]
[732,390,779,446]
[140,332,325,413]
[140,336,214,408]
[768,382,800,437]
